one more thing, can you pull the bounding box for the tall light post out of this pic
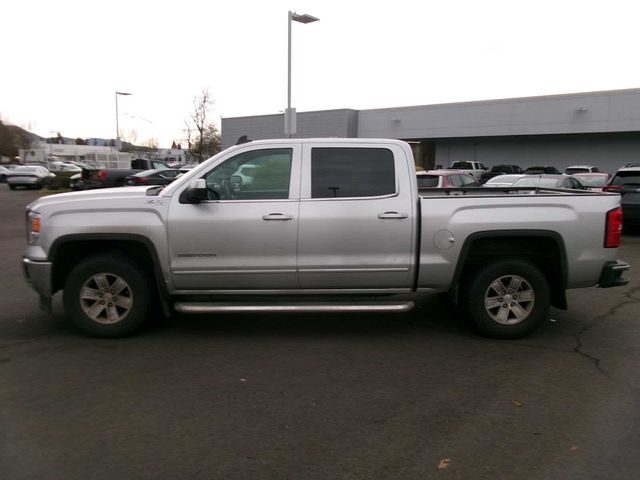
[115,91,132,150]
[286,11,319,137]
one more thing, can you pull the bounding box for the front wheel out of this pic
[63,254,151,337]
[465,259,550,339]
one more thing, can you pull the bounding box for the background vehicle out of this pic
[448,160,487,180]
[125,168,183,186]
[47,162,82,173]
[479,164,523,184]
[7,166,55,190]
[482,174,526,187]
[571,172,610,191]
[511,174,587,190]
[23,139,628,340]
[524,166,562,175]
[564,165,601,174]
[0,165,10,182]
[71,158,170,190]
[605,164,640,226]
[416,170,479,188]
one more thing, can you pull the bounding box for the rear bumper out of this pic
[597,260,630,288]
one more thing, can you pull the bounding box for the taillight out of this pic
[604,207,623,248]
[603,185,623,192]
[98,170,108,180]
[135,177,147,184]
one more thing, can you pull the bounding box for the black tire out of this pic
[9,184,16,190]
[63,254,151,337]
[465,259,550,339]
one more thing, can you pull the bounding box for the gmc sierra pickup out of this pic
[22,138,629,338]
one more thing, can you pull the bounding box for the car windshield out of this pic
[610,171,640,186]
[417,175,440,187]
[492,166,514,173]
[573,175,607,187]
[13,166,41,173]
[450,161,473,169]
[565,167,590,174]
[513,177,562,188]
[485,175,522,185]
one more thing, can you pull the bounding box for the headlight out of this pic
[27,211,42,245]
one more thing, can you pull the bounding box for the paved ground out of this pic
[1,184,639,480]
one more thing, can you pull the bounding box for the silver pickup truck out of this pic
[22,138,629,339]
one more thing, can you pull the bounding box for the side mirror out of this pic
[185,179,208,203]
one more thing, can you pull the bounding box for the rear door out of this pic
[297,142,416,290]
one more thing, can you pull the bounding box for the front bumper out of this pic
[22,258,53,313]
[597,260,630,288]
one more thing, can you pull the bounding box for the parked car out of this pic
[6,166,55,190]
[125,168,183,186]
[604,164,640,226]
[483,174,526,188]
[511,174,587,190]
[448,160,487,180]
[571,172,610,191]
[524,166,562,175]
[0,165,11,182]
[72,158,170,190]
[479,164,524,184]
[417,170,479,188]
[564,165,601,175]
[47,162,82,173]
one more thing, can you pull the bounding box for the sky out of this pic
[2,0,640,148]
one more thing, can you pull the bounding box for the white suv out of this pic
[564,165,600,175]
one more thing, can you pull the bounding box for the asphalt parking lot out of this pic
[1,185,640,480]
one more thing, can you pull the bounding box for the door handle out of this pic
[377,212,409,219]
[262,213,294,221]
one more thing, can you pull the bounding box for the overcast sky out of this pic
[2,0,639,147]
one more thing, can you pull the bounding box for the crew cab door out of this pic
[297,142,417,290]
[167,144,301,290]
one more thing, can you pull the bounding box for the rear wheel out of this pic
[9,185,16,190]
[465,259,550,338]
[63,254,151,337]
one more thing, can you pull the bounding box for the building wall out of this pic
[221,109,358,149]
[357,89,640,139]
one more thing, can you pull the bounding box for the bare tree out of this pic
[189,88,215,163]
[143,137,159,149]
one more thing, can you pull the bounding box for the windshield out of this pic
[13,166,41,173]
[573,175,607,187]
[450,161,473,169]
[513,177,562,188]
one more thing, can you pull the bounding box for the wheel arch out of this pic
[49,234,170,314]
[451,230,568,310]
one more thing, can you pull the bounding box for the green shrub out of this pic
[47,172,75,190]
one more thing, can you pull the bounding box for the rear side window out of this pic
[610,171,640,186]
[417,175,439,188]
[311,147,395,198]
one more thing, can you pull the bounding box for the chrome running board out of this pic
[174,300,415,314]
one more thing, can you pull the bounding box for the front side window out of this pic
[311,147,395,198]
[203,148,292,200]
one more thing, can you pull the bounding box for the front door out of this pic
[167,145,301,291]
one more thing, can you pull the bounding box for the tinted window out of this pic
[450,161,473,169]
[204,148,292,200]
[460,174,477,186]
[448,175,463,187]
[417,175,439,188]
[610,171,640,186]
[311,147,395,198]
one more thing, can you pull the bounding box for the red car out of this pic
[416,169,480,188]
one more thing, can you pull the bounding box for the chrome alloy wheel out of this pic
[79,273,133,324]
[484,274,535,325]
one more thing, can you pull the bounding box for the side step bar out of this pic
[174,300,415,314]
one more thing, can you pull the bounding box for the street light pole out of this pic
[115,91,132,150]
[285,11,319,137]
